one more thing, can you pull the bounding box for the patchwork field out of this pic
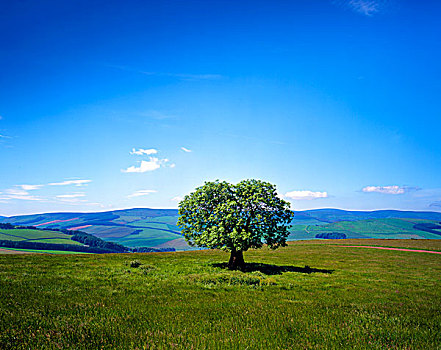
[0,228,83,245]
[0,248,91,255]
[2,209,441,250]
[289,218,441,240]
[0,239,440,349]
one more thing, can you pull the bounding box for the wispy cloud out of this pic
[108,65,223,80]
[362,185,408,194]
[284,190,328,200]
[181,147,192,153]
[6,188,29,196]
[48,179,92,187]
[127,190,157,198]
[56,193,86,199]
[19,184,43,191]
[4,188,43,201]
[130,148,158,155]
[6,195,43,201]
[334,0,386,16]
[171,196,183,202]
[0,134,11,139]
[429,201,441,208]
[55,194,87,203]
[1,181,92,203]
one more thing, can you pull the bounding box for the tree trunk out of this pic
[228,250,245,270]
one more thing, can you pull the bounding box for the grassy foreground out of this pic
[0,240,440,349]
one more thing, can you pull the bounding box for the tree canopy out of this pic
[177,179,294,269]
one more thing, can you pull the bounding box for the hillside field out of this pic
[1,239,440,349]
[2,208,441,250]
[289,218,441,240]
[0,228,83,245]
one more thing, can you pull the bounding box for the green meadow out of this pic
[1,239,440,349]
[0,228,83,245]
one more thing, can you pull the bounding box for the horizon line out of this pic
[2,206,441,218]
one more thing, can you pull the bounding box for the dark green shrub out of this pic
[129,260,142,268]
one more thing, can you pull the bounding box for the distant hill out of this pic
[1,208,440,250]
[289,218,441,240]
[291,209,441,224]
[0,208,184,250]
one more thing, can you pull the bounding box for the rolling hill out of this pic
[1,208,440,250]
[0,208,185,250]
[0,227,84,245]
[289,218,441,240]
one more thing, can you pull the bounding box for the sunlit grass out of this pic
[0,240,440,349]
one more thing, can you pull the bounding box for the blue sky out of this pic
[0,0,440,216]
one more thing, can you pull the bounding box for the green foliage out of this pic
[129,260,142,268]
[177,179,294,252]
[0,239,122,254]
[69,230,128,252]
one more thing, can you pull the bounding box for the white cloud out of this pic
[122,158,162,173]
[130,148,158,156]
[6,188,29,196]
[362,185,406,194]
[0,134,11,139]
[171,196,183,202]
[181,147,192,153]
[1,187,43,201]
[7,195,43,201]
[122,151,174,173]
[48,179,92,186]
[57,198,87,203]
[5,189,43,201]
[56,193,86,199]
[19,184,43,191]
[1,182,88,202]
[284,190,328,200]
[127,190,157,198]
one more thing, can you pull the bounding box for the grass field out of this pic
[289,218,441,240]
[0,228,83,245]
[0,247,91,254]
[0,239,440,349]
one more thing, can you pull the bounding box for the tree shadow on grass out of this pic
[211,262,334,275]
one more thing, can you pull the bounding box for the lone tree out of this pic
[177,179,294,270]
